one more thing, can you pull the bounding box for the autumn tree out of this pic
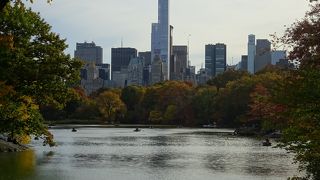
[155,81,194,125]
[0,82,54,146]
[96,91,126,123]
[270,2,320,179]
[0,4,81,145]
[247,84,287,131]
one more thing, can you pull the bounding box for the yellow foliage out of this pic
[16,134,31,145]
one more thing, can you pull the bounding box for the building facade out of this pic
[151,55,163,84]
[240,55,248,71]
[271,50,286,65]
[196,68,211,85]
[172,45,188,80]
[74,42,103,64]
[127,57,145,86]
[80,63,111,95]
[151,0,170,81]
[111,48,137,81]
[247,34,256,74]
[205,43,227,77]
[138,51,152,66]
[205,44,215,76]
[254,39,271,73]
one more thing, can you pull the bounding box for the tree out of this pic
[0,0,52,11]
[155,81,194,125]
[121,86,145,124]
[96,91,126,123]
[0,82,54,146]
[271,2,320,179]
[267,69,319,180]
[192,87,217,125]
[277,2,320,68]
[207,70,249,92]
[0,4,82,108]
[0,4,81,146]
[247,84,287,131]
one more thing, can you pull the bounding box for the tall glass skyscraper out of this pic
[247,34,256,74]
[151,0,170,80]
[205,44,227,77]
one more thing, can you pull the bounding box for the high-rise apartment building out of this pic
[80,63,111,95]
[271,51,286,65]
[138,51,152,66]
[111,47,137,79]
[205,44,227,77]
[240,55,248,71]
[127,57,145,86]
[247,34,256,74]
[151,0,170,81]
[151,55,163,84]
[75,42,111,94]
[255,39,271,73]
[74,42,103,64]
[171,45,188,80]
[205,44,215,76]
[215,43,227,75]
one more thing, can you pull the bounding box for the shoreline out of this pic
[49,124,179,129]
[0,139,28,153]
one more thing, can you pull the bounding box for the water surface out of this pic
[0,128,299,180]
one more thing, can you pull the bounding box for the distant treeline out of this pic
[42,68,286,129]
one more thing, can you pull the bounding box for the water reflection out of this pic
[0,150,36,180]
[0,128,299,180]
[205,154,227,172]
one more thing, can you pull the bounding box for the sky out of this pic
[27,0,311,70]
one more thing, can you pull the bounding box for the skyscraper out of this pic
[247,34,256,74]
[111,47,137,78]
[215,43,227,75]
[75,42,111,94]
[271,51,286,65]
[74,42,103,64]
[255,39,271,73]
[205,44,227,77]
[151,0,170,81]
[240,55,248,71]
[205,44,215,76]
[138,51,152,66]
[111,47,137,87]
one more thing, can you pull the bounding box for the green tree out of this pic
[275,69,320,179]
[0,0,52,11]
[0,4,82,108]
[163,105,177,124]
[207,70,249,92]
[0,4,81,146]
[121,86,145,124]
[192,87,217,125]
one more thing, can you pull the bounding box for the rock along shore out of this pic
[0,139,28,153]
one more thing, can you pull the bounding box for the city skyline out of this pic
[26,0,310,70]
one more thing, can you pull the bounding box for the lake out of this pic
[0,128,300,180]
